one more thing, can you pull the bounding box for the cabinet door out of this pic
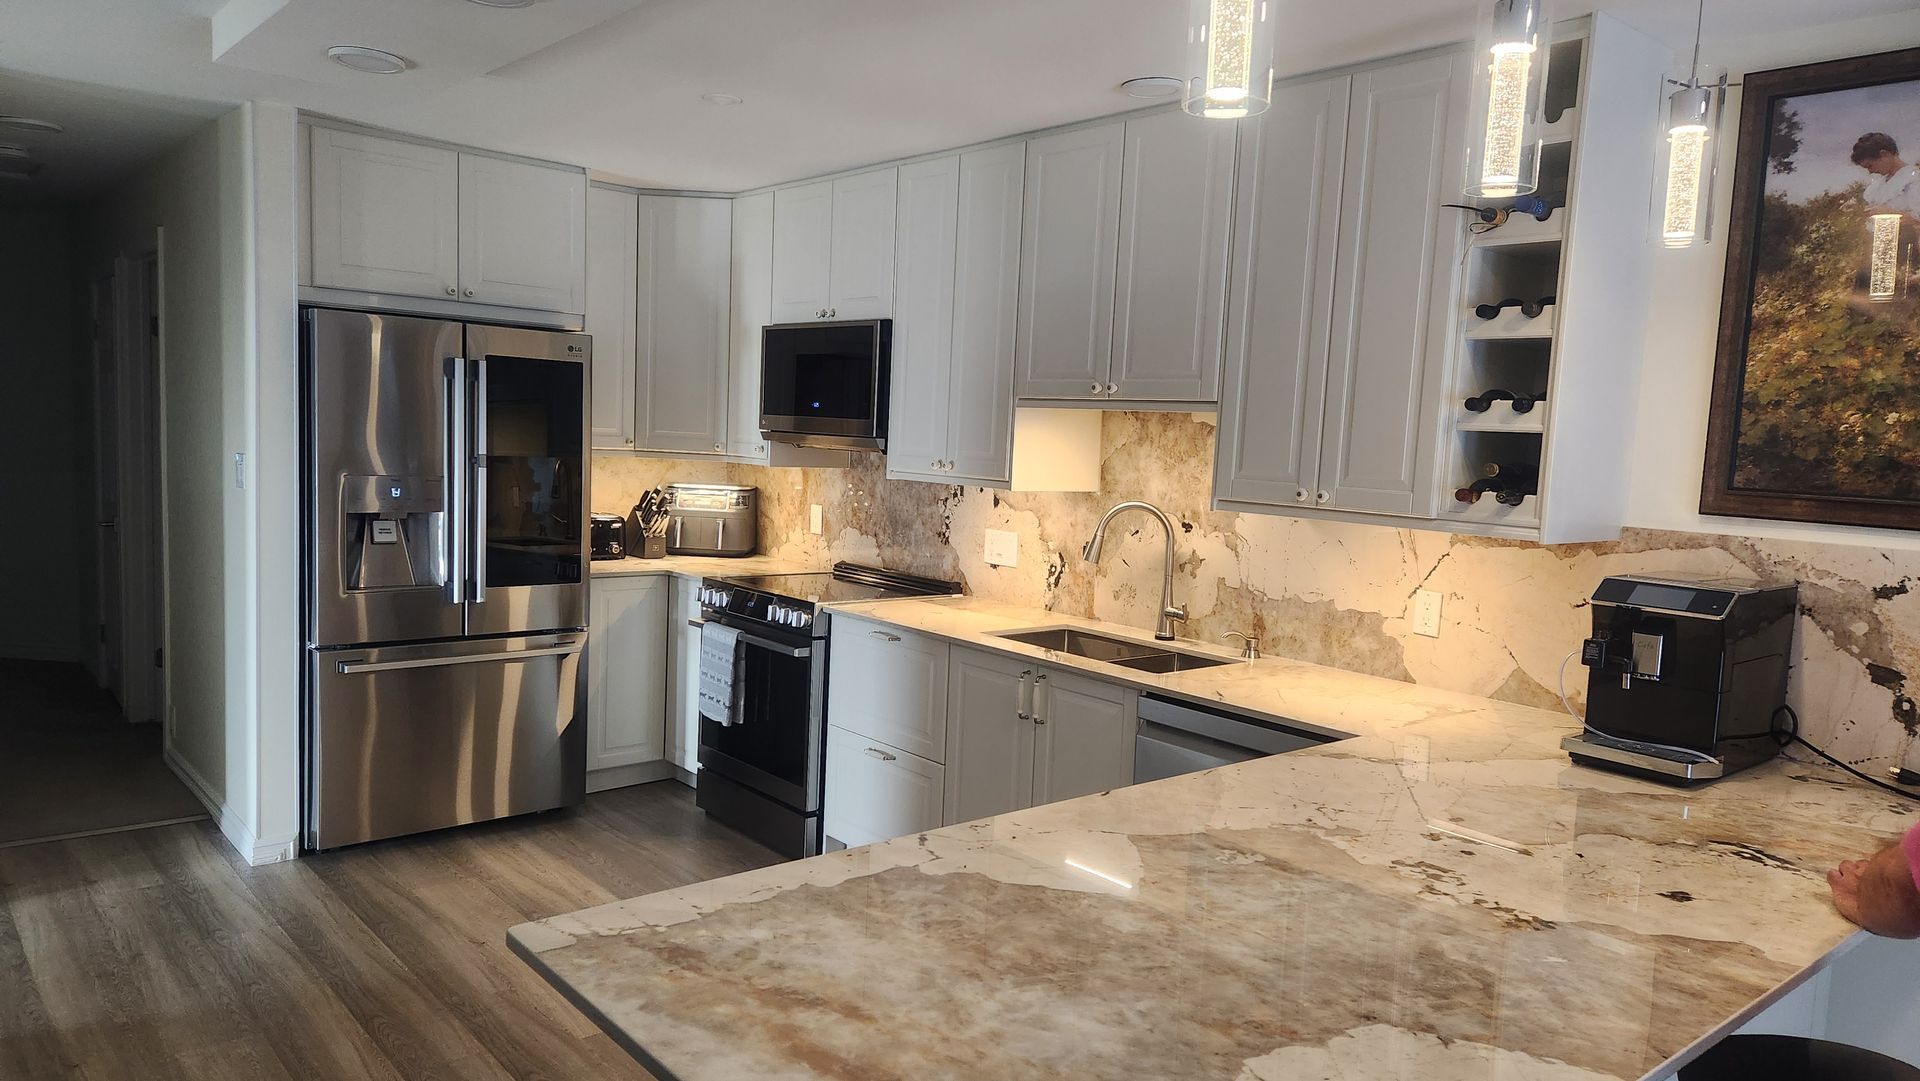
[828,169,897,319]
[1032,668,1135,807]
[770,181,833,323]
[309,128,459,299]
[945,143,1025,485]
[1015,122,1124,400]
[457,154,588,313]
[665,576,703,776]
[586,186,639,450]
[1111,110,1236,403]
[887,157,959,480]
[1214,76,1351,509]
[943,647,1035,825]
[827,617,949,763]
[1318,53,1466,516]
[727,192,774,461]
[586,576,668,774]
[824,727,944,849]
[636,196,732,455]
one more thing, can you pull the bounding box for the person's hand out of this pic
[1831,859,1867,926]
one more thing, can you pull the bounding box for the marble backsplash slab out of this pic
[593,411,1920,772]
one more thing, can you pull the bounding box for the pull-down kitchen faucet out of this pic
[1081,500,1186,641]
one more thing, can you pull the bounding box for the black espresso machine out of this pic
[1561,574,1798,784]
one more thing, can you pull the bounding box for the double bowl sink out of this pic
[993,627,1234,674]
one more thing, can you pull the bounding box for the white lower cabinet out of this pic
[665,575,704,777]
[822,630,1139,848]
[586,576,669,783]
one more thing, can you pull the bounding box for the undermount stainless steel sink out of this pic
[993,627,1233,674]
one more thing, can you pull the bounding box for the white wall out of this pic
[85,99,302,865]
[1625,7,1920,552]
[0,206,89,663]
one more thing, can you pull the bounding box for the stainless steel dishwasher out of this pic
[1134,695,1341,783]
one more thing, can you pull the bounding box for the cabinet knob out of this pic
[464,288,475,298]
[1294,488,1310,503]
[626,437,635,446]
[1316,490,1332,505]
[827,308,837,318]
[1090,383,1103,395]
[1106,383,1119,395]
[714,443,724,452]
[445,286,457,296]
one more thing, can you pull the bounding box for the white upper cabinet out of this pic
[1317,53,1465,517]
[636,196,732,455]
[457,153,588,314]
[1215,76,1351,510]
[770,168,897,323]
[309,128,460,300]
[770,180,834,323]
[1215,51,1467,519]
[1015,122,1124,400]
[586,185,639,451]
[888,156,960,479]
[944,143,1025,482]
[727,192,775,461]
[1111,110,1237,403]
[828,169,897,319]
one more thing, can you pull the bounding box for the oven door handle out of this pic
[734,631,811,659]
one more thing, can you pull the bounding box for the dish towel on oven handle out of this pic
[697,621,744,726]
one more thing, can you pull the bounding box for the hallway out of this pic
[0,660,203,848]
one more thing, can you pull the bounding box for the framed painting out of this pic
[1702,47,1920,529]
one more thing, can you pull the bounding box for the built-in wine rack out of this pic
[1437,25,1653,541]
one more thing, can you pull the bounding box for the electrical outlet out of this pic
[808,503,823,535]
[984,529,1018,568]
[1411,589,1443,638]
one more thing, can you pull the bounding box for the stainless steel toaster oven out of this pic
[665,483,758,557]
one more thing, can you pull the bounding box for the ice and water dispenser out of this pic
[339,474,445,593]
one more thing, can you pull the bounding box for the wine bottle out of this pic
[1483,461,1538,486]
[1454,478,1502,503]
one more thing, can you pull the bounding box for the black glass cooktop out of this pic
[710,562,962,609]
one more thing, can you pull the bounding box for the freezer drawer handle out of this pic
[336,642,583,675]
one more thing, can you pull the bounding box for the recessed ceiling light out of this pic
[700,93,743,107]
[327,45,411,75]
[0,116,63,134]
[1121,76,1185,99]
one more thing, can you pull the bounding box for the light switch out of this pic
[984,529,1018,568]
[808,504,823,535]
[1411,589,1443,638]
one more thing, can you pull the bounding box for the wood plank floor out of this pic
[0,782,783,1080]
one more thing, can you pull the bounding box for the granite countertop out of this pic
[589,553,814,579]
[512,596,1911,1081]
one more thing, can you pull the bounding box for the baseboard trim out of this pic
[163,744,297,866]
[586,759,678,794]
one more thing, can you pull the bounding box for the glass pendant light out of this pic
[1184,0,1277,120]
[1464,0,1550,198]
[1656,0,1727,249]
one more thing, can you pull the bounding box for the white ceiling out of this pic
[0,0,1911,198]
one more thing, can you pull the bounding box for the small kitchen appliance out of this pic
[590,513,627,560]
[1562,574,1798,784]
[665,483,757,557]
[694,562,961,857]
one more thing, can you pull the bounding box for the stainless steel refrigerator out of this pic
[302,308,590,851]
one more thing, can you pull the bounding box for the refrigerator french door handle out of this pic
[470,356,488,604]
[444,356,468,606]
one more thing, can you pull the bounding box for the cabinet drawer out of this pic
[827,617,949,762]
[824,727,944,849]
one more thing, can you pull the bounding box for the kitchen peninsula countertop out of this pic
[512,596,1910,1081]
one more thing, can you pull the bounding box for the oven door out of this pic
[697,619,821,812]
[759,320,889,449]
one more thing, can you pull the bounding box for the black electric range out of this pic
[693,562,962,858]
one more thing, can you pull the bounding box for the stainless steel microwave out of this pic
[759,319,891,452]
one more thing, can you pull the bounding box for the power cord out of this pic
[1773,704,1920,803]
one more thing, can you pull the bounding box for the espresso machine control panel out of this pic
[1564,575,1798,785]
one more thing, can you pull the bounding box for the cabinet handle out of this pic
[1105,383,1119,395]
[1033,673,1048,724]
[868,630,902,643]
[1316,490,1332,505]
[863,747,897,762]
[1017,669,1034,721]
